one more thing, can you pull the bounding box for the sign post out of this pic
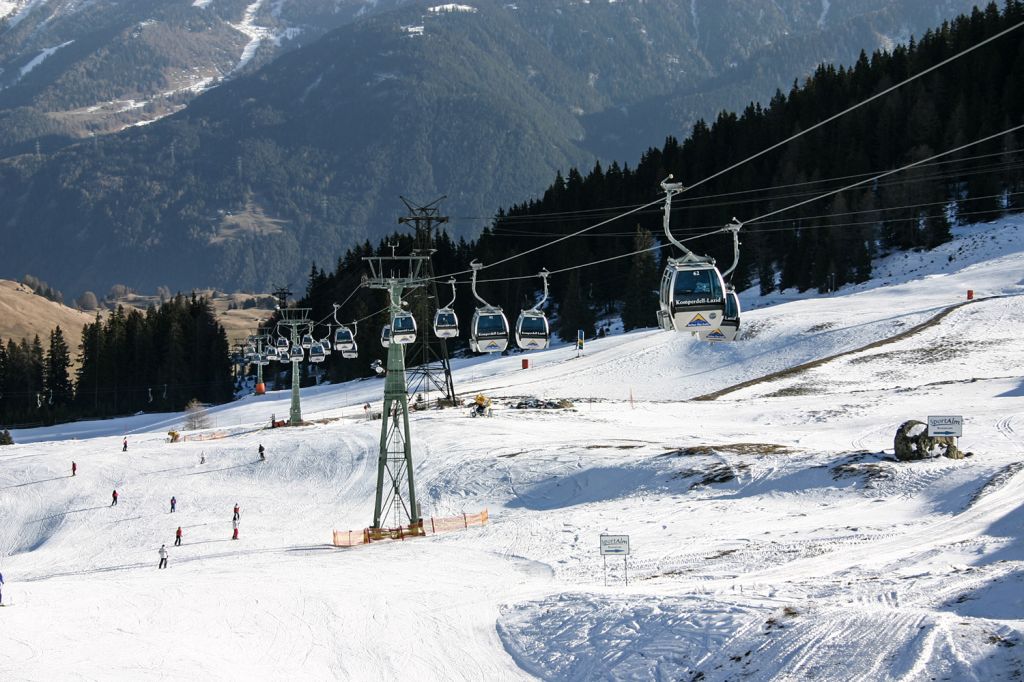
[928,415,963,452]
[576,330,584,358]
[600,534,630,586]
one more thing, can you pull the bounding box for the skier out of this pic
[232,517,239,540]
[200,452,205,465]
[111,490,118,506]
[122,437,128,452]
[0,570,4,604]
[174,527,182,547]
[170,496,176,513]
[233,504,240,522]
[158,545,168,569]
[71,461,76,477]
[258,444,265,461]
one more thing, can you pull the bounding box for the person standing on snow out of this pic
[122,437,128,452]
[0,570,4,604]
[233,504,240,522]
[158,545,168,569]
[170,496,176,513]
[71,461,76,477]
[174,527,182,547]
[232,516,239,540]
[258,444,265,461]
[111,490,118,506]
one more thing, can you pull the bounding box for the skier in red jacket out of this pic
[175,527,182,546]
[111,490,118,506]
[71,461,76,477]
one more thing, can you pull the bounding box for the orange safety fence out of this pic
[332,509,489,547]
[181,431,231,442]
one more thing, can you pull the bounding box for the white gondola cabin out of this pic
[391,312,417,344]
[658,261,727,333]
[434,310,459,338]
[470,308,509,353]
[308,343,326,362]
[515,270,551,351]
[380,325,391,348]
[701,288,741,342]
[433,280,459,338]
[334,327,356,351]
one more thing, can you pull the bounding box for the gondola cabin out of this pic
[288,345,304,362]
[300,334,314,349]
[391,312,417,344]
[515,311,550,350]
[334,327,356,351]
[381,325,391,348]
[433,309,459,338]
[469,308,509,353]
[308,343,327,362]
[659,262,727,333]
[701,288,741,342]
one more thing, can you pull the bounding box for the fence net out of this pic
[332,509,488,547]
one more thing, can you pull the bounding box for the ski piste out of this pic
[0,218,1023,678]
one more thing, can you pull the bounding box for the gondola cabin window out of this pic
[673,269,723,307]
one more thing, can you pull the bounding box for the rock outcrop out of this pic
[894,420,962,461]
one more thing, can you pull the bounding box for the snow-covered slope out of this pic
[1,217,1023,679]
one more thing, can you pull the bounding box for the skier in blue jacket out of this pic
[0,571,5,604]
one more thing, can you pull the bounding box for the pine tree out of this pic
[621,226,659,330]
[45,326,74,411]
[556,271,596,341]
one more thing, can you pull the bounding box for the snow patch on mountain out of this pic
[428,4,477,13]
[18,39,73,79]
[192,0,212,8]
[231,0,274,74]
[2,0,46,31]
[818,0,831,28]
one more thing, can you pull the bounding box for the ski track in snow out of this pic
[2,218,1024,679]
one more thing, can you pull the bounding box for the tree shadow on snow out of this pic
[28,506,107,523]
[0,476,70,490]
[184,462,256,476]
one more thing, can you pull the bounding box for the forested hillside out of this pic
[0,294,232,426]
[0,0,978,296]
[290,1,1024,385]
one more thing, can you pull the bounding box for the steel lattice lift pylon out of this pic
[364,254,428,532]
[399,197,457,406]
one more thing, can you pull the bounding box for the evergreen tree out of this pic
[45,326,74,413]
[556,271,596,342]
[621,226,659,330]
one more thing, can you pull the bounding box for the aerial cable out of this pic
[677,18,1024,197]
[745,122,1024,226]
[484,152,1024,233]
[474,122,1024,285]
[410,27,1024,286]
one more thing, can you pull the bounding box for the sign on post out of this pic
[600,534,630,586]
[576,330,585,356]
[927,415,963,438]
[600,534,629,555]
